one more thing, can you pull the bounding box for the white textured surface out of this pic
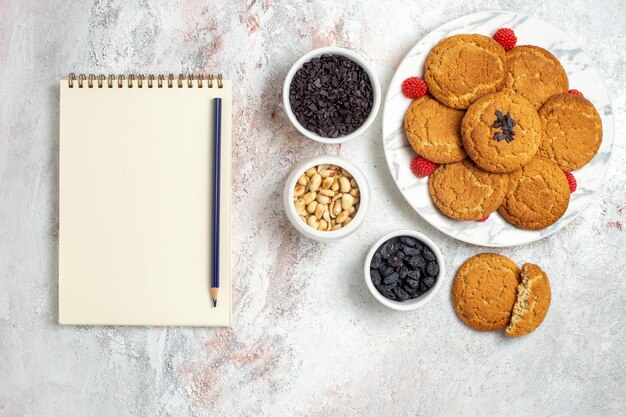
[1,1,625,416]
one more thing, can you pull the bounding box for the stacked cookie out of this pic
[452,253,551,337]
[404,33,603,230]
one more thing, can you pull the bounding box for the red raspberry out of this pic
[477,215,489,222]
[410,156,436,178]
[493,28,517,51]
[564,171,577,193]
[402,77,428,99]
[568,89,584,97]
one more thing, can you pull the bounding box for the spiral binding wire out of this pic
[68,73,224,89]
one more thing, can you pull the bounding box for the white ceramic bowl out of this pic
[284,155,370,242]
[282,47,381,144]
[364,230,445,311]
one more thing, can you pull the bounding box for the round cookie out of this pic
[498,157,570,230]
[429,159,509,220]
[425,34,506,109]
[462,91,542,173]
[505,263,551,337]
[504,45,569,110]
[452,253,521,331]
[538,93,603,171]
[404,95,466,163]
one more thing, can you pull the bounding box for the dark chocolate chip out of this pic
[289,54,373,139]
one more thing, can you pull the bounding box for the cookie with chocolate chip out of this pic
[462,91,542,173]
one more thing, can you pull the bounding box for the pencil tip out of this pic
[213,299,217,308]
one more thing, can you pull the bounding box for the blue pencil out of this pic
[211,97,222,308]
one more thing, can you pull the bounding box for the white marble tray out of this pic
[382,11,614,247]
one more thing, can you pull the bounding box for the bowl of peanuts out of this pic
[284,155,370,241]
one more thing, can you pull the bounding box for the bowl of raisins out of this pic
[364,230,444,310]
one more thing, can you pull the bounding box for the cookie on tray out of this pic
[429,159,509,221]
[504,45,569,109]
[505,263,552,337]
[404,95,466,164]
[452,253,521,331]
[425,34,506,109]
[498,157,570,230]
[538,93,603,171]
[462,91,542,173]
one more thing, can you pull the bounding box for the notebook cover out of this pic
[58,78,232,326]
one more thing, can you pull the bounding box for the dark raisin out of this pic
[400,236,417,247]
[370,252,381,270]
[380,240,394,259]
[422,275,436,289]
[426,261,439,276]
[388,255,403,268]
[380,264,394,277]
[399,266,409,279]
[370,270,381,286]
[405,278,419,288]
[403,247,420,256]
[393,286,410,301]
[383,272,400,285]
[422,248,436,261]
[407,255,426,269]
[407,270,421,281]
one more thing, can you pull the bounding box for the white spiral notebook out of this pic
[59,73,232,326]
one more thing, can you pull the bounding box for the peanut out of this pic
[307,216,319,229]
[336,210,349,223]
[341,193,354,210]
[302,191,316,205]
[319,169,334,179]
[314,203,325,220]
[309,174,322,192]
[294,184,305,197]
[293,164,361,232]
[339,177,351,193]
[316,195,330,205]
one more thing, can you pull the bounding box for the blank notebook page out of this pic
[59,79,232,326]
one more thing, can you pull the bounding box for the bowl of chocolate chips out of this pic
[283,47,381,144]
[364,230,444,311]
